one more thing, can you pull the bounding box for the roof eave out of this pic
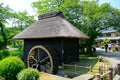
[13,36,89,40]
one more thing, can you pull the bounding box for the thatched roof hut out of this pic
[14,11,89,66]
[14,11,88,39]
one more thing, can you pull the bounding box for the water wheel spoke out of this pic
[37,48,40,60]
[33,57,38,62]
[40,56,49,63]
[32,64,39,69]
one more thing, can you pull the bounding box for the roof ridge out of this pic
[38,10,64,20]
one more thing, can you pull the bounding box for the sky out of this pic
[1,0,120,16]
[1,0,37,15]
[99,0,120,9]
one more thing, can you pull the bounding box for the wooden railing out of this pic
[63,63,120,80]
[93,64,120,80]
[63,64,92,73]
[93,68,113,80]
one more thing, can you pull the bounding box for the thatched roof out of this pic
[14,11,89,39]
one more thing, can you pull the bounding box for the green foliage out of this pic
[0,3,14,49]
[0,3,35,50]
[32,0,120,55]
[101,38,110,45]
[32,0,63,15]
[89,52,97,57]
[0,49,23,60]
[0,49,9,60]
[9,50,23,58]
[0,56,25,80]
[14,11,35,30]
[17,68,40,80]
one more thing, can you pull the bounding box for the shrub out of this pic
[17,68,40,80]
[0,50,9,60]
[0,54,1,60]
[9,50,23,58]
[89,52,97,57]
[0,56,25,80]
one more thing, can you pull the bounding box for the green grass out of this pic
[61,55,98,75]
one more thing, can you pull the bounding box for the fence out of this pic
[93,64,120,80]
[63,64,92,74]
[63,63,120,80]
[93,68,113,80]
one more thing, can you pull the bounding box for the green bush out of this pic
[9,50,23,58]
[0,56,25,80]
[90,52,97,57]
[0,50,9,60]
[17,68,40,80]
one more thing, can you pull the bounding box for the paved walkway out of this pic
[7,46,18,50]
[96,48,120,64]
[96,48,120,80]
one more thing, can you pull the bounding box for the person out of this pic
[108,43,112,51]
[104,44,108,53]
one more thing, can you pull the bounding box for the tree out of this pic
[32,0,64,15]
[101,38,110,46]
[13,11,35,30]
[0,3,35,49]
[0,3,14,49]
[32,0,120,55]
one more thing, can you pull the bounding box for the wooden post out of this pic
[90,65,92,72]
[94,74,101,80]
[75,64,77,73]
[62,62,64,69]
[99,66,103,74]
[99,66,101,74]
[117,64,120,75]
[109,68,113,80]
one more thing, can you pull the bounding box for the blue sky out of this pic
[1,0,120,15]
[99,0,120,9]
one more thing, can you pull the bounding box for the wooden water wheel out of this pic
[27,45,59,74]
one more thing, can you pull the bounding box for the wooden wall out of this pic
[23,38,80,65]
[24,38,62,65]
[62,38,79,63]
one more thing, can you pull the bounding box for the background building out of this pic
[96,28,120,47]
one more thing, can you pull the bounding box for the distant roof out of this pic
[14,11,89,39]
[102,30,117,33]
[96,36,120,40]
[100,28,117,33]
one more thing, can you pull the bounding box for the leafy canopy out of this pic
[32,0,120,54]
[0,3,35,49]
